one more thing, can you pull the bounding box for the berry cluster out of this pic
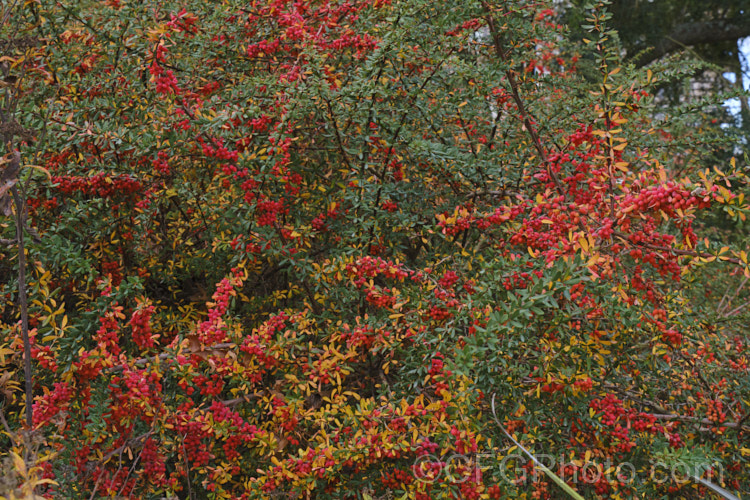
[129,303,156,349]
[140,437,168,486]
[51,173,142,199]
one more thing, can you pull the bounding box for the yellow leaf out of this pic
[11,452,26,477]
[24,164,52,180]
[578,237,589,253]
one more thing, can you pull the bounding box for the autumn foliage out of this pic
[0,0,749,498]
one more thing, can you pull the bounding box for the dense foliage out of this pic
[1,0,749,498]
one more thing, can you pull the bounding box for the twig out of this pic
[603,383,671,414]
[181,434,195,500]
[647,413,750,432]
[717,276,747,314]
[613,230,744,265]
[95,431,153,467]
[107,342,235,373]
[115,444,144,498]
[0,401,14,436]
[481,3,565,198]
[11,176,32,428]
[490,393,585,500]
[722,300,750,318]
[221,393,263,407]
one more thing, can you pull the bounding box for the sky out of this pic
[723,37,750,116]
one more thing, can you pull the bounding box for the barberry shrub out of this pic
[1,0,748,498]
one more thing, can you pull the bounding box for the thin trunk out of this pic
[11,180,32,428]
